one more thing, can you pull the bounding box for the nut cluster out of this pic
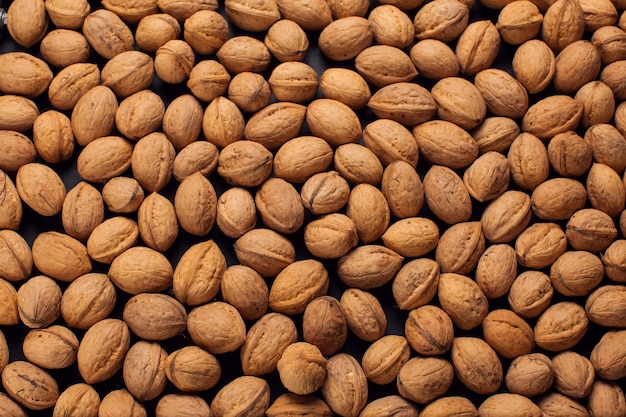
[1,0,626,415]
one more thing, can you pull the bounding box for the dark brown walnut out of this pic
[482,309,535,359]
[534,301,589,352]
[165,346,221,392]
[392,258,439,310]
[475,244,517,299]
[508,270,554,319]
[397,357,454,404]
[505,353,554,397]
[340,288,387,342]
[405,305,454,356]
[303,296,348,356]
[435,221,485,275]
[451,337,503,395]
[240,312,298,376]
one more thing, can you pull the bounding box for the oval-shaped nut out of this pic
[607,239,626,282]
[307,99,362,147]
[0,96,39,132]
[23,325,79,369]
[338,245,403,290]
[234,228,295,277]
[16,163,66,217]
[86,216,137,264]
[481,190,532,243]
[383,217,439,258]
[592,26,626,64]
[463,152,510,203]
[303,296,347,357]
[590,330,626,380]
[52,383,100,417]
[438,273,489,330]
[255,178,304,235]
[0,131,36,174]
[318,17,374,61]
[122,342,169,403]
[0,278,19,325]
[0,230,32,282]
[221,265,268,321]
[275,0,332,30]
[515,222,567,269]
[547,131,593,177]
[218,140,273,187]
[362,335,410,385]
[522,95,583,140]
[31,232,91,282]
[211,376,270,417]
[174,173,217,236]
[131,132,175,193]
[355,45,417,88]
[586,285,626,328]
[478,393,541,417]
[397,357,454,404]
[1,361,58,411]
[173,142,219,182]
[585,123,626,174]
[363,118,419,167]
[534,301,588,352]
[269,260,328,315]
[61,182,104,243]
[116,90,164,140]
[216,187,256,239]
[227,72,271,114]
[482,309,535,359]
[154,40,195,84]
[32,110,74,164]
[405,305,453,356]
[108,246,173,294]
[587,380,626,417]
[82,9,133,59]
[304,213,358,259]
[187,60,230,102]
[455,20,500,76]
[367,82,436,126]
[217,36,271,74]
[512,39,555,94]
[552,351,594,398]
[102,177,144,214]
[98,389,146,417]
[241,312,298,376]
[70,85,118,146]
[40,29,89,68]
[410,40,459,82]
[61,273,116,329]
[77,136,133,183]
[474,68,528,119]
[587,162,626,218]
[360,395,419,417]
[264,19,309,62]
[472,116,519,154]
[44,0,90,29]
[162,94,202,151]
[17,275,62,329]
[347,184,390,244]
[420,397,477,417]
[423,165,472,225]
[531,178,587,221]
[476,244,517,299]
[340,288,387,342]
[243,102,307,150]
[137,192,178,253]
[508,271,554,319]
[165,346,221,392]
[0,52,53,98]
[320,68,371,111]
[0,169,22,231]
[334,143,384,185]
[202,97,245,149]
[413,0,469,42]
[392,259,439,311]
[321,354,368,417]
[451,337,503,395]
[268,61,318,103]
[183,10,228,55]
[301,171,350,215]
[123,293,187,341]
[550,250,604,297]
[273,136,333,184]
[505,353,554,397]
[368,5,414,48]
[414,120,479,170]
[101,0,158,23]
[381,161,424,219]
[173,240,225,306]
[436,222,485,275]
[76,318,130,384]
[496,1,543,45]
[187,302,246,354]
[101,51,155,98]
[553,40,602,93]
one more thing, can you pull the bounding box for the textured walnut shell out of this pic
[0,333,8,373]
[52,383,100,417]
[154,40,195,84]
[338,245,403,289]
[16,163,66,217]
[202,97,245,149]
[277,342,327,395]
[472,116,520,154]
[0,131,37,174]
[531,178,587,220]
[420,396,477,417]
[319,17,374,61]
[496,0,543,45]
[357,395,421,417]
[101,0,158,23]
[436,221,485,274]
[23,325,79,370]
[367,81,436,125]
[515,222,567,269]
[340,288,387,342]
[132,132,175,193]
[221,265,268,321]
[123,293,187,341]
[547,131,593,177]
[479,394,541,417]
[273,136,334,184]
[122,341,168,402]
[216,187,256,239]
[475,244,517,299]
[552,351,594,398]
[269,259,329,315]
[39,29,90,68]
[508,270,554,319]
[541,0,585,53]
[187,301,246,354]
[534,301,588,352]
[77,136,133,183]
[45,0,90,29]
[592,26,626,64]
[301,171,350,215]
[481,191,532,244]
[174,173,217,236]
[102,177,144,214]
[423,165,472,225]
[397,357,454,404]
[550,250,604,296]
[173,142,219,182]
[584,123,626,174]
[414,120,479,170]
[234,228,295,277]
[383,217,439,258]
[61,273,116,329]
[275,0,332,30]
[522,95,583,139]
[266,393,333,417]
[505,353,554,397]
[264,19,309,62]
[32,110,74,164]
[156,394,210,417]
[586,285,626,328]
[0,52,53,98]
[302,296,348,356]
[587,380,626,417]
[438,273,489,330]
[116,90,165,140]
[70,85,118,146]
[591,330,626,380]
[256,178,304,235]
[363,118,419,167]
[269,61,319,103]
[321,68,371,111]
[413,0,469,42]
[474,68,528,119]
[587,163,626,218]
[512,39,555,94]
[463,151,510,202]
[347,184,390,244]
[307,99,362,147]
[410,39,459,81]
[334,143,384,185]
[455,20,500,76]
[482,309,535,359]
[108,246,173,294]
[0,95,39,132]
[217,36,271,74]
[0,278,19,325]
[228,72,271,114]
[31,232,91,282]
[98,389,146,417]
[165,346,221,392]
[187,60,230,102]
[553,40,602,94]
[86,216,138,264]
[405,305,453,356]
[355,45,418,88]
[76,318,130,384]
[0,169,23,231]
[361,335,410,385]
[368,4,414,48]
[451,337,503,395]
[211,376,270,417]
[0,230,33,282]
[156,0,218,21]
[82,9,133,59]
[245,102,307,150]
[218,141,272,187]
[1,361,58,411]
[184,10,229,55]
[137,192,178,252]
[173,240,225,306]
[16,276,61,329]
[381,161,424,219]
[321,353,368,417]
[101,51,155,98]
